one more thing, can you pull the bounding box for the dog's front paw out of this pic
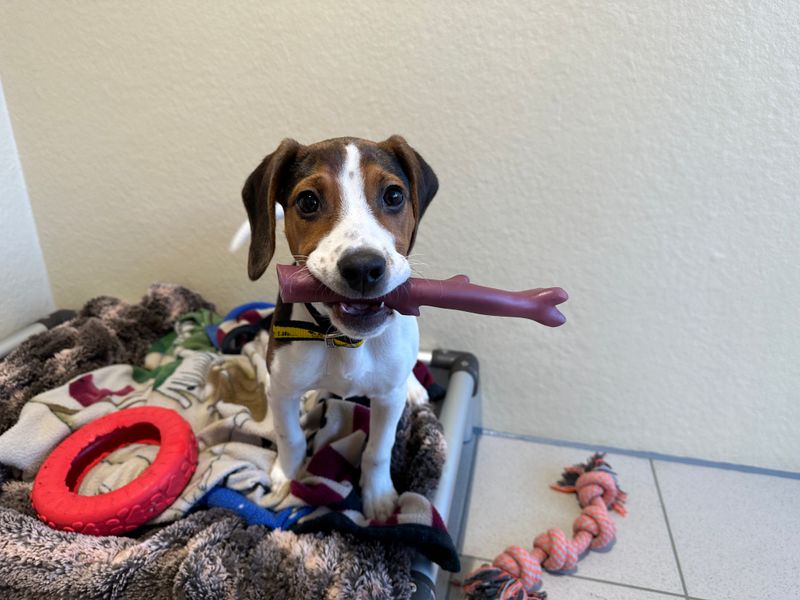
[406,374,429,406]
[265,461,293,505]
[361,475,399,521]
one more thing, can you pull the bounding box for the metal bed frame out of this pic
[412,350,480,599]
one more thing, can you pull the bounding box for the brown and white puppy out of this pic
[242,136,438,519]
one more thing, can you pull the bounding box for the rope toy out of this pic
[463,453,627,599]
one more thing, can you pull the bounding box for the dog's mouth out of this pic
[326,300,392,337]
[335,300,385,316]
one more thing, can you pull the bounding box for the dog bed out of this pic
[0,284,457,599]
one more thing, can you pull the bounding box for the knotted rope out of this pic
[463,453,627,599]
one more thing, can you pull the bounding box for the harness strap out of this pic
[272,303,364,348]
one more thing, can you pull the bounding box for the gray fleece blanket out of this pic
[0,284,447,599]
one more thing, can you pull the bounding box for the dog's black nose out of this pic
[337,250,387,295]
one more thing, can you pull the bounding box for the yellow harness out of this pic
[272,304,364,348]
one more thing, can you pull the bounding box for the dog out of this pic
[241,136,438,520]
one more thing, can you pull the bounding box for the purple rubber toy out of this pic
[276,265,568,327]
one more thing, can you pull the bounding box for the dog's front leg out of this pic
[361,385,406,520]
[267,385,306,503]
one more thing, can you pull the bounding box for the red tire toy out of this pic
[32,406,198,536]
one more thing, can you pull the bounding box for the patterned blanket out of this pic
[0,284,456,599]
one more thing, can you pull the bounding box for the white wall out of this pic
[0,2,797,470]
[0,80,54,339]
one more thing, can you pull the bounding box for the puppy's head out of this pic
[243,135,438,338]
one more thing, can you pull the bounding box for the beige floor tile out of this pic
[460,435,684,594]
[655,460,800,600]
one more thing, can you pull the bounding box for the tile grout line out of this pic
[650,458,690,599]
[456,554,694,598]
[478,428,800,481]
[568,573,691,598]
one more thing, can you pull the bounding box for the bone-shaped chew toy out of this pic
[276,265,568,327]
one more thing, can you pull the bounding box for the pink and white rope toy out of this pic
[463,453,628,600]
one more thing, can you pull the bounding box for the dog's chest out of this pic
[272,341,403,399]
[320,347,386,395]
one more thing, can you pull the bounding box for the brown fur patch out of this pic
[280,140,347,260]
[282,173,342,259]
[359,152,416,256]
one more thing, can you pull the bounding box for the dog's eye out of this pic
[296,191,320,215]
[382,186,405,210]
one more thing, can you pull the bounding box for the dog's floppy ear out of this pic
[242,138,300,280]
[378,135,439,251]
